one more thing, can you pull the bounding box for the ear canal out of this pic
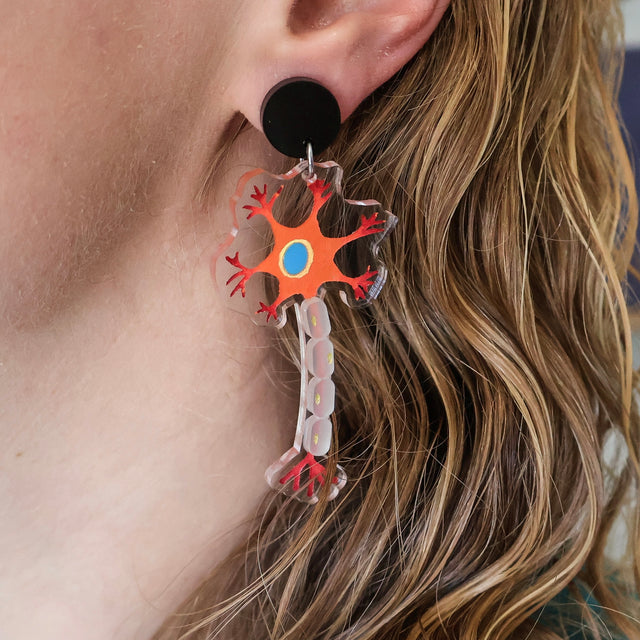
[288,0,343,34]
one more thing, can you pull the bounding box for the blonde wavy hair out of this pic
[153,1,640,638]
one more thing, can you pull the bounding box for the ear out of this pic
[229,0,450,136]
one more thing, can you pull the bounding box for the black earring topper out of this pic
[213,76,396,503]
[260,78,341,159]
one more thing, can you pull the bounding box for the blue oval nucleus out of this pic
[282,241,310,276]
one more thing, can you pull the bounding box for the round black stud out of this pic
[260,78,341,158]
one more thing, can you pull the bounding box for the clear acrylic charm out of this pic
[213,160,396,327]
[213,158,396,503]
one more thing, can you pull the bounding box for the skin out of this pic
[0,0,449,637]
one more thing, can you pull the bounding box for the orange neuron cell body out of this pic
[225,178,385,321]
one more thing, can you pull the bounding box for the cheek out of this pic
[0,2,202,326]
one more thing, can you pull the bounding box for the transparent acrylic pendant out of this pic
[212,156,396,503]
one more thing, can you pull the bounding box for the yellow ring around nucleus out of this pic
[278,238,314,278]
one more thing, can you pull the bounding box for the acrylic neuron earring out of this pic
[213,78,396,503]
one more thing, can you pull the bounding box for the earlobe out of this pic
[288,0,450,120]
[231,0,450,136]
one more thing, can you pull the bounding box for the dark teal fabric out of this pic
[535,583,627,639]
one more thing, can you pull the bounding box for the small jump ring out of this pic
[305,141,315,179]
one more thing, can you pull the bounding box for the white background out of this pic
[624,0,640,47]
